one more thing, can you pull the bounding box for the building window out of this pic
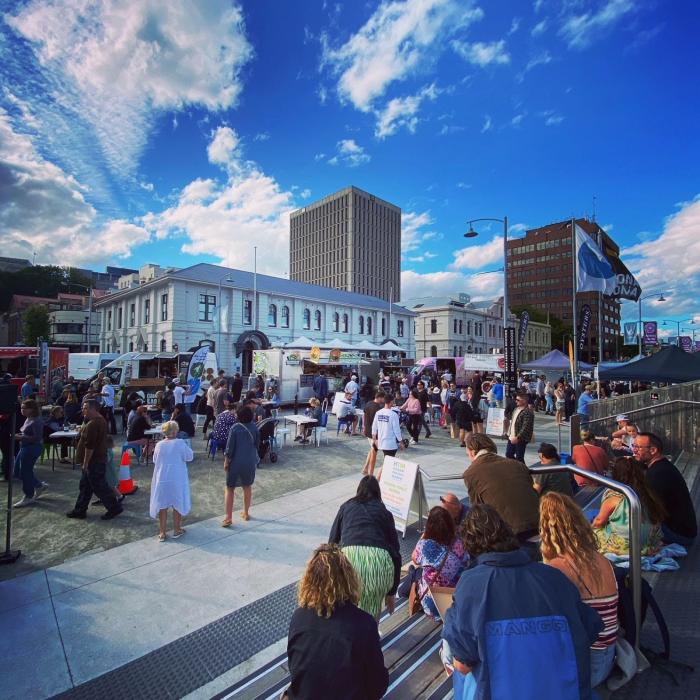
[144,299,150,324]
[343,313,349,333]
[466,320,471,335]
[453,319,457,333]
[333,312,339,332]
[397,320,404,337]
[199,294,216,322]
[243,299,252,325]
[430,345,438,357]
[459,320,463,334]
[367,317,372,335]
[160,339,166,351]
[129,303,135,326]
[359,316,365,334]
[107,310,112,331]
[381,317,386,336]
[117,307,123,329]
[128,341,134,352]
[161,294,168,321]
[431,319,438,334]
[268,304,277,327]
[303,308,310,329]
[453,345,457,356]
[314,310,321,330]
[459,346,463,356]
[281,306,289,328]
[143,343,148,352]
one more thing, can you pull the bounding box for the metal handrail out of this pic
[588,399,700,424]
[414,463,646,664]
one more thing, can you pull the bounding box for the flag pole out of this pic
[571,218,578,387]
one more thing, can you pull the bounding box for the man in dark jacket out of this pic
[312,370,329,402]
[505,391,534,463]
[415,380,432,438]
[231,373,243,403]
[443,505,602,700]
[463,433,539,541]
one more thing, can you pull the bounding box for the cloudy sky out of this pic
[1,0,698,330]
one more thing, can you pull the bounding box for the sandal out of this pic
[158,533,166,542]
[221,519,232,528]
[240,512,250,521]
[172,528,186,538]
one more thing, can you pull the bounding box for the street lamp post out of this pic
[661,318,694,347]
[637,292,666,356]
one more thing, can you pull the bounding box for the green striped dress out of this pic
[342,545,394,619]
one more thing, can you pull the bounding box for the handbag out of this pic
[408,547,449,616]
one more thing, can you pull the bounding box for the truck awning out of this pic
[307,358,370,366]
[133,353,157,360]
[156,352,178,359]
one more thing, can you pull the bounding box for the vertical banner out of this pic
[378,456,420,535]
[185,345,209,404]
[568,339,575,379]
[578,304,592,352]
[680,336,692,352]
[38,340,49,401]
[642,321,658,346]
[503,327,517,389]
[623,322,638,345]
[517,311,529,355]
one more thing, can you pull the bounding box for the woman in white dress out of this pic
[150,421,193,541]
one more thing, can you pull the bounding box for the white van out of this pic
[69,353,120,380]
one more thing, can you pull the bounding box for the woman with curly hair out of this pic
[592,457,664,556]
[540,492,618,691]
[285,544,388,700]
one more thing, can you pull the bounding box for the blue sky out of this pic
[1,0,699,333]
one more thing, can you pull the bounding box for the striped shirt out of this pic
[585,592,619,649]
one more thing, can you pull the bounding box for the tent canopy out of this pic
[598,346,700,383]
[521,349,593,371]
[283,336,315,349]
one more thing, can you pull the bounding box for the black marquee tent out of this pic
[598,345,700,384]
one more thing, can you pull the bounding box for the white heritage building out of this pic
[94,263,415,374]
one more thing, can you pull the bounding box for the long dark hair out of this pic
[354,475,382,503]
[424,506,455,547]
[611,457,666,524]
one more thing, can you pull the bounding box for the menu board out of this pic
[379,456,420,535]
[485,407,505,437]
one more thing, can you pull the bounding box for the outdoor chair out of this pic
[314,412,330,446]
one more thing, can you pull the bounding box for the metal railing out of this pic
[414,463,646,663]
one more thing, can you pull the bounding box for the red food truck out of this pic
[0,346,70,401]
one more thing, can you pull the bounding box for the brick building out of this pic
[506,218,621,363]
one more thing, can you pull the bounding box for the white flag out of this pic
[575,224,616,294]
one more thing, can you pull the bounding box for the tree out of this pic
[22,304,50,345]
[0,265,93,311]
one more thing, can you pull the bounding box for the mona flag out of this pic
[575,225,617,294]
[601,239,642,301]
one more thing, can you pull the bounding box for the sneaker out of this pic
[34,482,48,498]
[101,505,124,520]
[14,496,35,508]
[410,439,417,445]
[66,510,86,519]
[425,432,432,438]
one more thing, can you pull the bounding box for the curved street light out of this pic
[637,292,665,355]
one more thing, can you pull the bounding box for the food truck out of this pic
[91,348,218,405]
[0,346,69,401]
[410,354,504,387]
[252,347,370,405]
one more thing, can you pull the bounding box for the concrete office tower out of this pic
[290,186,401,302]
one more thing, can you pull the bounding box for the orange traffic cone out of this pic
[118,451,138,495]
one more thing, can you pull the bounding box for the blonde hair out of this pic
[297,544,360,618]
[161,420,179,438]
[539,492,600,572]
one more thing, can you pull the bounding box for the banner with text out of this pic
[578,304,592,352]
[680,336,693,353]
[643,321,658,346]
[379,456,420,535]
[517,311,529,353]
[623,322,638,345]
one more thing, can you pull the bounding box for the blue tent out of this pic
[521,349,594,371]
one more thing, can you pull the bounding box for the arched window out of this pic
[430,345,438,357]
[160,339,167,351]
[314,310,321,330]
[268,304,277,327]
[128,341,134,352]
[453,319,458,333]
[333,312,340,332]
[343,313,349,333]
[367,317,372,335]
[359,316,364,334]
[281,306,290,328]
[303,308,310,329]
[381,318,386,336]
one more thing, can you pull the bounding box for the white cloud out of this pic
[481,114,493,132]
[534,0,546,12]
[401,269,503,302]
[402,211,442,254]
[508,17,521,35]
[142,130,295,275]
[0,108,149,265]
[451,235,504,270]
[511,112,526,127]
[542,110,564,126]
[327,139,371,167]
[560,0,636,49]
[452,39,510,66]
[509,223,529,234]
[456,182,472,190]
[439,124,465,136]
[322,0,483,111]
[6,0,253,174]
[374,83,440,139]
[531,19,548,36]
[314,152,326,161]
[253,132,270,142]
[207,126,241,169]
[300,188,312,199]
[517,51,552,81]
[620,195,700,317]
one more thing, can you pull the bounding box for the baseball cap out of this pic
[616,414,629,422]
